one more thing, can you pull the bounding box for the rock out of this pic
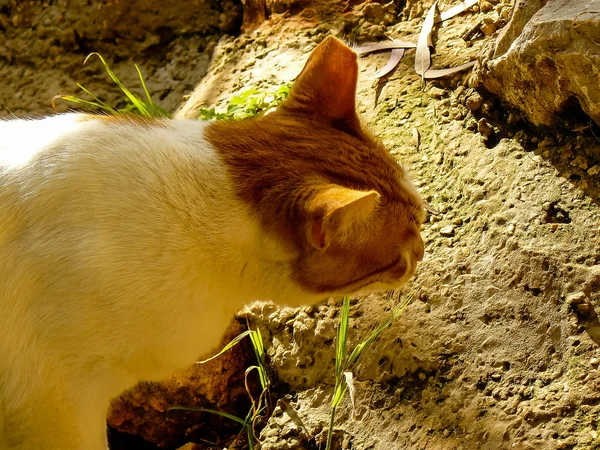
[478,118,494,137]
[429,86,445,98]
[466,92,483,111]
[108,321,255,448]
[480,17,498,35]
[588,165,600,176]
[481,0,600,127]
[480,1,494,13]
[363,3,385,22]
[440,225,455,236]
[566,292,586,305]
[571,155,589,170]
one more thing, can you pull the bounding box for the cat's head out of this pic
[208,37,425,303]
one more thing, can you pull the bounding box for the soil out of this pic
[3,1,600,450]
[0,0,242,116]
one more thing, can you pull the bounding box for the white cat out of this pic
[0,37,424,449]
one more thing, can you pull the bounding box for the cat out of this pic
[0,36,425,449]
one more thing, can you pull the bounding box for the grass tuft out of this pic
[52,52,170,118]
[170,327,270,449]
[198,84,291,121]
[326,294,413,450]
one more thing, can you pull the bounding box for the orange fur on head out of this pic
[207,36,425,296]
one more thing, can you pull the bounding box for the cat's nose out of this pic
[413,234,424,261]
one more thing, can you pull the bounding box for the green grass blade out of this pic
[197,330,252,364]
[75,83,116,111]
[134,63,153,106]
[167,407,245,425]
[85,52,151,117]
[54,95,114,113]
[325,406,337,450]
[346,294,413,368]
[245,364,268,391]
[335,296,351,381]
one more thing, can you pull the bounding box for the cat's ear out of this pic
[280,36,361,135]
[307,185,380,251]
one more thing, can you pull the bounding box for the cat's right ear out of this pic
[306,185,380,251]
[279,36,361,135]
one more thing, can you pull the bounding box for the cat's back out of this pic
[0,114,228,303]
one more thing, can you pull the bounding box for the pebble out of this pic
[571,155,588,170]
[466,92,483,111]
[363,3,385,22]
[588,165,600,175]
[480,19,497,36]
[429,86,445,98]
[478,118,494,137]
[440,225,455,236]
[480,1,494,13]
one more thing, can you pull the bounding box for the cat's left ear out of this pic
[306,185,380,251]
[279,36,361,135]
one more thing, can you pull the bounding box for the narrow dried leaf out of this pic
[355,40,416,55]
[343,372,357,415]
[423,60,476,79]
[438,0,479,23]
[412,127,421,151]
[415,1,439,78]
[373,48,405,79]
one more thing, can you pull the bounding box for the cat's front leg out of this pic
[2,388,109,450]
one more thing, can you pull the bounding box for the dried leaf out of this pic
[355,40,416,55]
[412,128,421,151]
[343,371,357,415]
[373,48,405,79]
[415,1,439,78]
[438,0,479,23]
[423,60,476,79]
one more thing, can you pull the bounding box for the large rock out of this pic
[108,321,256,449]
[482,0,600,127]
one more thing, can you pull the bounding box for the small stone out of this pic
[466,92,483,111]
[499,6,512,21]
[429,86,445,98]
[440,225,455,236]
[363,3,385,22]
[588,165,600,175]
[480,18,497,35]
[571,155,589,170]
[453,218,463,226]
[480,1,493,13]
[577,303,591,315]
[383,1,396,14]
[590,358,599,367]
[567,292,586,305]
[478,118,494,137]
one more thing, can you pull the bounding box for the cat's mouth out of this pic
[321,253,416,294]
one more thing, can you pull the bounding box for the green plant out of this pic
[198,84,291,121]
[53,53,170,118]
[326,294,413,450]
[170,327,270,449]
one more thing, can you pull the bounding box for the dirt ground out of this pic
[2,0,600,449]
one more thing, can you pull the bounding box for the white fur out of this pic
[0,114,321,449]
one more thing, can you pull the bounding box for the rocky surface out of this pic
[481,0,600,127]
[108,321,256,449]
[0,0,242,116]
